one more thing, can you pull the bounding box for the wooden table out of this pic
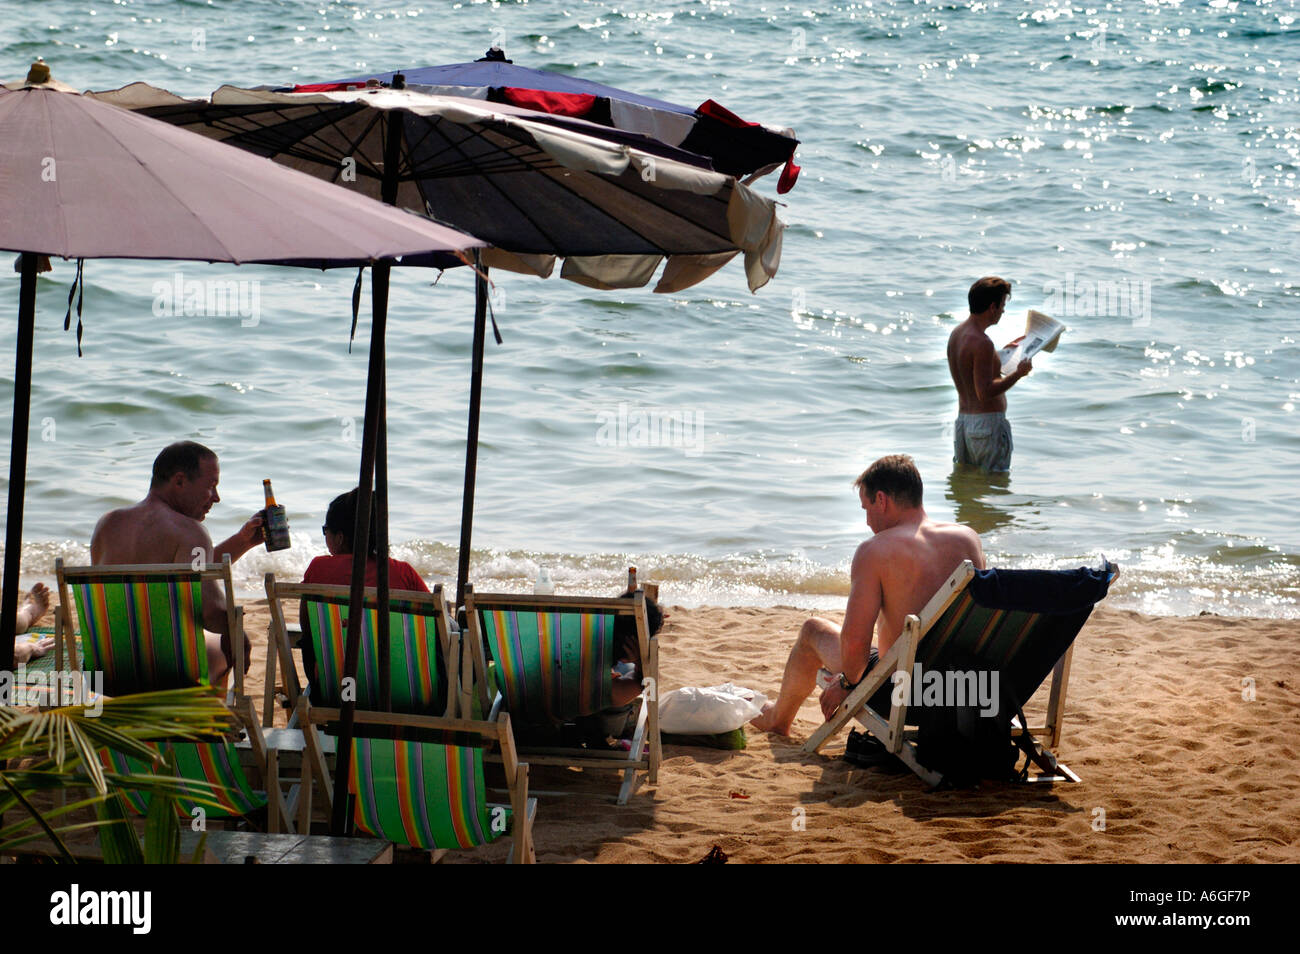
[180,830,392,864]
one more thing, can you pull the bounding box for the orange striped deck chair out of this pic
[805,559,1118,786]
[54,557,288,830]
[463,587,660,805]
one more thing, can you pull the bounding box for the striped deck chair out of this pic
[263,578,455,722]
[339,709,536,863]
[54,557,288,830]
[463,587,660,805]
[805,559,1118,786]
[100,739,266,820]
[268,580,459,833]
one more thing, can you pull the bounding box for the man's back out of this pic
[866,516,983,656]
[91,499,208,566]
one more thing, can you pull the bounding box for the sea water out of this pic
[2,0,1297,616]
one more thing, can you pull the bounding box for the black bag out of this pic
[912,654,1025,787]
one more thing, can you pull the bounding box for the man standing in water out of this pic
[750,455,984,736]
[90,441,264,683]
[947,276,1032,473]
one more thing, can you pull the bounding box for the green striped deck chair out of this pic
[326,709,535,862]
[56,563,215,697]
[55,558,288,830]
[263,579,456,723]
[100,740,267,819]
[805,559,1118,786]
[464,587,660,805]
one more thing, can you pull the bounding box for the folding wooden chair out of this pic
[463,586,660,805]
[54,556,289,830]
[805,559,1118,786]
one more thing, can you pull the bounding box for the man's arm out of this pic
[973,337,1031,401]
[212,513,265,566]
[818,541,883,720]
[839,541,883,684]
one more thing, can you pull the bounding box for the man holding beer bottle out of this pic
[90,441,264,683]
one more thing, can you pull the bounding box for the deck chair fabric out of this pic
[349,736,503,851]
[464,588,660,805]
[55,558,287,830]
[917,564,1111,709]
[805,560,1116,786]
[479,606,616,722]
[101,739,267,819]
[263,577,455,726]
[61,567,209,696]
[299,700,536,863]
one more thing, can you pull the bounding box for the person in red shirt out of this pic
[299,487,429,689]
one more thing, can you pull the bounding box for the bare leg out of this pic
[750,617,844,735]
[206,633,231,686]
[611,675,641,707]
[15,582,51,633]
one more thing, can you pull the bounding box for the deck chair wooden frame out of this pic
[804,560,1115,786]
[463,586,660,805]
[53,556,291,831]
[262,576,457,728]
[295,696,536,863]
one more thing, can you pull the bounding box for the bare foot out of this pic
[749,702,793,736]
[14,635,55,664]
[15,582,51,634]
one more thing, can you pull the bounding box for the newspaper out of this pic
[998,309,1066,376]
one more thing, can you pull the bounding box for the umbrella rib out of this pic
[428,120,572,253]
[212,104,390,183]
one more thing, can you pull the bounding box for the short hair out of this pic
[853,454,923,509]
[324,487,379,558]
[968,276,1011,314]
[151,441,215,488]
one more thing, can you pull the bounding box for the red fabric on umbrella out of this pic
[696,99,801,194]
[501,87,599,118]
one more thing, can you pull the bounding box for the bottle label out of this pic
[264,505,291,552]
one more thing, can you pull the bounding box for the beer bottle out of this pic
[262,478,291,552]
[627,566,637,591]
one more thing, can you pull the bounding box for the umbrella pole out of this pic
[375,363,390,713]
[456,257,488,609]
[331,260,390,836]
[0,252,38,672]
[371,87,402,712]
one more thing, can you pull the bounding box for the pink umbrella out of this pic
[0,63,485,691]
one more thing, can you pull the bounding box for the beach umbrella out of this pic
[93,79,787,607]
[292,47,802,193]
[0,64,486,834]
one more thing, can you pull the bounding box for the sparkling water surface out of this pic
[2,0,1298,616]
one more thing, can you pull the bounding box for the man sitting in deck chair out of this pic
[90,441,265,684]
[750,454,984,736]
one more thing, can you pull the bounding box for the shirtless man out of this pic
[750,455,984,735]
[90,441,264,682]
[947,276,1032,473]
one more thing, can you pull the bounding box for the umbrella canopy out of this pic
[0,83,476,267]
[292,48,802,192]
[93,78,792,707]
[93,82,784,294]
[0,70,484,817]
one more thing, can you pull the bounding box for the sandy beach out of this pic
[235,597,1299,864]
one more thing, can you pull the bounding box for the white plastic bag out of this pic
[658,683,769,735]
